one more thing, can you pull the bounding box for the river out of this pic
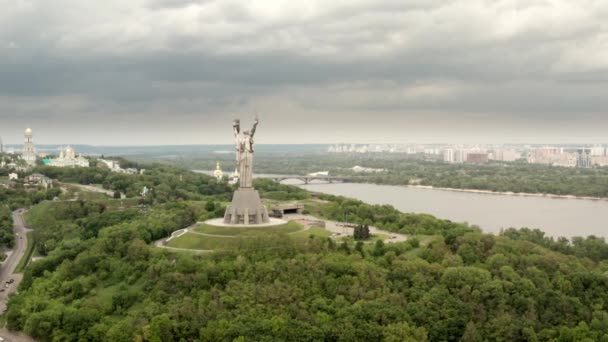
[299,183,608,238]
[193,170,608,238]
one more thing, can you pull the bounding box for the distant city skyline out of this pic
[1,140,606,149]
[1,1,607,145]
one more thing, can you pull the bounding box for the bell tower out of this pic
[22,127,36,165]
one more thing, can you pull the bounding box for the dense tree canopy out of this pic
[4,164,608,341]
[0,205,15,251]
[34,163,233,203]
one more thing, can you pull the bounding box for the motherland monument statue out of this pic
[223,116,270,225]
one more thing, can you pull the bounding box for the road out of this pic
[0,209,37,342]
[0,210,30,313]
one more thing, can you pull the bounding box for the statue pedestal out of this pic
[223,188,270,225]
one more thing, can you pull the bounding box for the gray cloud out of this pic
[1,0,607,145]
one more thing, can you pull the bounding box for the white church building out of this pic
[45,146,90,168]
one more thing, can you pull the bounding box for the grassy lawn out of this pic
[193,221,303,236]
[15,231,35,273]
[168,233,243,251]
[103,197,142,209]
[75,191,112,201]
[290,227,332,240]
[168,223,335,251]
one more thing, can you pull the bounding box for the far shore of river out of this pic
[406,185,608,201]
[194,169,607,202]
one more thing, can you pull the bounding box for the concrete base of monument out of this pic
[204,217,288,228]
[223,187,271,225]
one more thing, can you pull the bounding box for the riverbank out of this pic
[194,168,608,201]
[407,185,608,201]
[300,182,608,238]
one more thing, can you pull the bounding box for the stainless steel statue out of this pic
[224,116,270,225]
[233,117,258,188]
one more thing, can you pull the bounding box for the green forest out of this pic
[0,205,16,254]
[0,185,62,254]
[34,163,233,203]
[3,165,608,341]
[348,160,608,198]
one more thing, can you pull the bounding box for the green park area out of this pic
[193,221,303,236]
[289,226,332,239]
[167,221,333,251]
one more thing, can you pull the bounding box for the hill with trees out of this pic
[3,164,608,341]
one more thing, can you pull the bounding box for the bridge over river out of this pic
[257,175,352,184]
[192,170,353,184]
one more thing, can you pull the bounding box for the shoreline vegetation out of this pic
[178,154,608,199]
[406,184,608,201]
[195,169,608,201]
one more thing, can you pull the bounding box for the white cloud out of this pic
[0,0,607,144]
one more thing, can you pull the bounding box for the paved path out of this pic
[0,209,37,342]
[152,226,213,253]
[186,226,311,238]
[0,328,37,342]
[157,245,212,253]
[153,215,407,253]
[154,225,193,248]
[284,214,408,243]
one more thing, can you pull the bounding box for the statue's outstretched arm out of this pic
[251,117,259,138]
[233,119,240,137]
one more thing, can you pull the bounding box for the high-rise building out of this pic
[22,127,36,165]
[455,149,468,163]
[576,149,592,168]
[592,156,608,166]
[591,144,606,157]
[443,148,455,163]
[493,149,521,162]
[527,147,563,165]
[466,153,489,164]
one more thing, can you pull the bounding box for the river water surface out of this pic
[300,183,608,238]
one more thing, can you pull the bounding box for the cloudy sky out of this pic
[1,0,607,145]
